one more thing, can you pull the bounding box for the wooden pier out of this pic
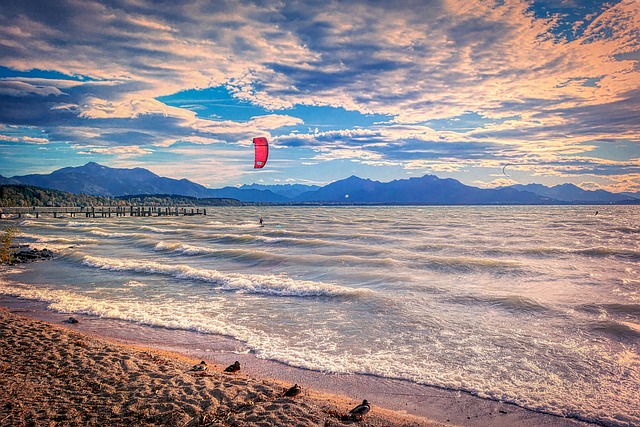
[0,206,207,219]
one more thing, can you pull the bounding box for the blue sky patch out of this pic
[158,86,393,134]
[527,0,622,42]
[0,66,96,82]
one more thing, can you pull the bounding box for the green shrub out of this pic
[1,226,19,264]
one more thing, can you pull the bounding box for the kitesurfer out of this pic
[259,217,264,226]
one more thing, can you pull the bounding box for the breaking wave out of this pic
[81,255,370,298]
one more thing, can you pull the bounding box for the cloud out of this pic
[0,79,66,97]
[77,97,195,120]
[275,128,382,148]
[76,145,153,157]
[2,1,638,120]
[3,1,638,127]
[0,0,638,189]
[0,75,302,149]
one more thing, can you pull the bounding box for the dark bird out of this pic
[190,361,207,372]
[224,361,241,373]
[283,384,302,398]
[349,400,370,420]
[64,317,79,324]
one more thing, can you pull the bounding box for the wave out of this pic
[153,241,285,265]
[258,235,343,248]
[19,233,98,246]
[86,229,149,240]
[258,234,393,257]
[138,225,178,234]
[88,229,132,238]
[574,247,640,261]
[445,294,551,315]
[578,303,640,341]
[590,320,640,341]
[264,228,391,243]
[405,241,640,263]
[66,221,104,227]
[204,233,260,244]
[13,219,72,230]
[609,226,640,235]
[155,241,216,255]
[0,283,236,337]
[15,233,96,253]
[578,303,640,318]
[415,255,526,275]
[153,240,401,270]
[81,255,370,298]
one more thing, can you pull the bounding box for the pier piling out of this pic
[0,206,207,219]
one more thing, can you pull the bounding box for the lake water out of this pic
[1,205,638,426]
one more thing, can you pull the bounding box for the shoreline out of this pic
[1,302,435,427]
[0,294,598,427]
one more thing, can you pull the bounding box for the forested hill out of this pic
[0,185,244,207]
[0,185,113,207]
[114,194,244,206]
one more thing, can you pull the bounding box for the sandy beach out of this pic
[0,305,442,427]
[0,296,600,427]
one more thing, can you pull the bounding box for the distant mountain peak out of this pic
[8,163,206,197]
[507,182,637,203]
[344,175,371,182]
[4,164,638,204]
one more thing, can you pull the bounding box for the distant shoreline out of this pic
[2,200,639,209]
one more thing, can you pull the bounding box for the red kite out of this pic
[253,137,269,169]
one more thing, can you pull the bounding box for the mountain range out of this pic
[1,162,638,205]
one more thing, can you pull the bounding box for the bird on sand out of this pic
[283,384,302,398]
[349,400,371,420]
[189,361,207,372]
[224,361,241,373]
[64,317,79,324]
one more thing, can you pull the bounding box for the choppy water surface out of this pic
[1,205,639,426]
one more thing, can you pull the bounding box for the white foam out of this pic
[66,221,103,227]
[19,232,98,246]
[154,241,218,255]
[124,280,147,288]
[88,229,130,238]
[0,282,236,336]
[139,225,174,233]
[82,255,370,298]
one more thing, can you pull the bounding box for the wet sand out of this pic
[0,296,598,427]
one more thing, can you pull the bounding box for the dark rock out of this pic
[8,246,56,264]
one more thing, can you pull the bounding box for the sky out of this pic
[0,0,639,192]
